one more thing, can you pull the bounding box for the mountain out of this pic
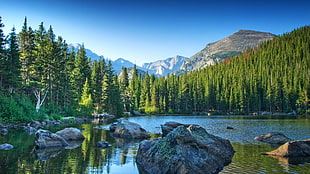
[180,30,276,72]
[142,55,188,76]
[69,43,188,76]
[112,58,144,73]
[69,43,103,61]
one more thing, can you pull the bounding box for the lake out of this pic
[0,115,309,174]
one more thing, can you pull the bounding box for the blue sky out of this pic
[2,0,309,65]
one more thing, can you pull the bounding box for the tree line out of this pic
[0,16,309,122]
[132,26,310,114]
[118,26,310,115]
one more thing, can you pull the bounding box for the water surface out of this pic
[0,115,309,174]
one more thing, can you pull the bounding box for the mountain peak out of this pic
[142,55,188,76]
[180,30,276,72]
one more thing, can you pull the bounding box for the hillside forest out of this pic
[0,17,309,123]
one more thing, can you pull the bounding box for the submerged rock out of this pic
[136,124,235,174]
[96,141,110,148]
[254,132,291,145]
[109,120,150,139]
[56,127,85,141]
[0,125,8,135]
[0,128,8,135]
[263,139,310,157]
[21,126,37,135]
[0,143,14,150]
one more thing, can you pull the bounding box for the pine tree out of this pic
[0,16,7,88]
[79,78,93,108]
[18,17,35,86]
[130,65,141,110]
[70,44,91,103]
[6,27,21,92]
[90,58,105,111]
[119,67,131,112]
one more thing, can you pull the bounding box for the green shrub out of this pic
[145,106,159,114]
[0,94,45,123]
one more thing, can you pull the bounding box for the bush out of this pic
[145,106,159,114]
[0,94,44,123]
[49,113,63,120]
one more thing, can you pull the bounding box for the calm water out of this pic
[0,115,309,174]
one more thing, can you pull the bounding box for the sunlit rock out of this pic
[264,139,310,157]
[56,127,85,141]
[35,129,69,149]
[109,120,150,139]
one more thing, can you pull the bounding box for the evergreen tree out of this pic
[119,67,131,112]
[70,44,91,104]
[18,17,35,86]
[90,58,105,111]
[79,78,92,108]
[6,27,21,92]
[0,16,7,88]
[130,65,141,110]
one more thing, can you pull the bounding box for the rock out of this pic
[161,121,195,137]
[226,126,234,129]
[136,124,235,174]
[254,132,291,144]
[0,128,8,135]
[263,139,310,157]
[30,121,43,129]
[109,120,150,139]
[35,129,69,149]
[0,143,14,150]
[21,126,37,135]
[56,127,85,141]
[133,110,143,116]
[96,141,110,148]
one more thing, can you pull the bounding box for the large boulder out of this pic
[254,132,291,145]
[56,127,85,141]
[109,120,150,139]
[263,139,310,157]
[136,124,235,174]
[35,129,69,149]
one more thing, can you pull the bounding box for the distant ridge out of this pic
[142,55,188,76]
[180,30,276,72]
[68,43,103,61]
[69,29,276,76]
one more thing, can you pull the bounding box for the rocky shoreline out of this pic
[0,117,103,136]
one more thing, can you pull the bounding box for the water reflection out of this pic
[1,116,310,174]
[267,155,310,165]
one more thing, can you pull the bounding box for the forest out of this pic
[0,16,309,123]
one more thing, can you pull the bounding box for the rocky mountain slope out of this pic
[68,43,103,61]
[142,55,188,76]
[180,30,276,72]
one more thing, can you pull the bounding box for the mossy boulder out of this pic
[136,124,235,174]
